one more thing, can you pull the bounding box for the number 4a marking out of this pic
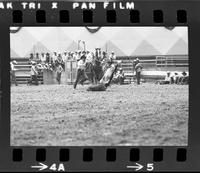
[49,164,65,172]
[147,163,154,171]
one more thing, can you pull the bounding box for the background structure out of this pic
[10,27,188,58]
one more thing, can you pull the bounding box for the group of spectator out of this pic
[157,71,189,85]
[28,49,118,86]
[11,50,189,86]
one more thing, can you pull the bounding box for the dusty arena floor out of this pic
[11,83,188,146]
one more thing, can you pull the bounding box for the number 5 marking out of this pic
[147,163,154,171]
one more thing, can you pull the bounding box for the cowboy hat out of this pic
[31,61,37,65]
[182,71,187,75]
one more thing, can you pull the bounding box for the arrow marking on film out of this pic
[127,163,144,171]
[31,162,48,171]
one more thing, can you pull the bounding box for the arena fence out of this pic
[11,55,188,85]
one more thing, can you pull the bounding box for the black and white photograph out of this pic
[10,26,189,146]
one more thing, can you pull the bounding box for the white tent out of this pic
[10,26,188,57]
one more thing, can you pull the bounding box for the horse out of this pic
[87,63,119,91]
[83,49,104,84]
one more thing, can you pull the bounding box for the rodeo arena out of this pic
[10,27,189,146]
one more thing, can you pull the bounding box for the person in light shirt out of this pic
[114,68,125,85]
[164,71,171,84]
[62,52,68,62]
[40,52,46,64]
[10,60,18,86]
[28,61,39,85]
[108,51,116,64]
[73,51,89,89]
[52,52,57,63]
[86,51,93,63]
[73,51,79,61]
[156,71,172,84]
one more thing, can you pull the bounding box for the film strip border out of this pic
[5,146,198,171]
[0,1,192,26]
[11,9,187,24]
[12,148,187,162]
[1,0,200,172]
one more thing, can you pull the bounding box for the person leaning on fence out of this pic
[73,51,89,89]
[28,61,39,85]
[10,60,18,86]
[134,58,143,85]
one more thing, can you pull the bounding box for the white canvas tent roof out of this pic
[10,26,188,57]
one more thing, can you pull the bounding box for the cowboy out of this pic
[62,52,68,62]
[73,51,88,89]
[134,58,143,85]
[35,53,40,62]
[46,53,50,63]
[86,50,93,63]
[115,68,125,85]
[179,71,189,84]
[29,53,34,62]
[73,51,79,61]
[56,64,63,85]
[41,52,46,64]
[28,61,39,85]
[156,71,171,84]
[52,52,57,63]
[10,60,18,86]
[77,50,82,60]
[108,51,116,64]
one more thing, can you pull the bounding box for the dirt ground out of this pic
[11,83,188,146]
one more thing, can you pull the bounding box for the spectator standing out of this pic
[35,53,40,62]
[52,52,57,64]
[86,51,93,63]
[73,51,79,61]
[56,64,63,85]
[28,61,39,85]
[29,53,34,62]
[62,52,68,62]
[108,51,116,64]
[10,60,18,86]
[46,53,50,64]
[41,52,46,64]
[134,58,143,85]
